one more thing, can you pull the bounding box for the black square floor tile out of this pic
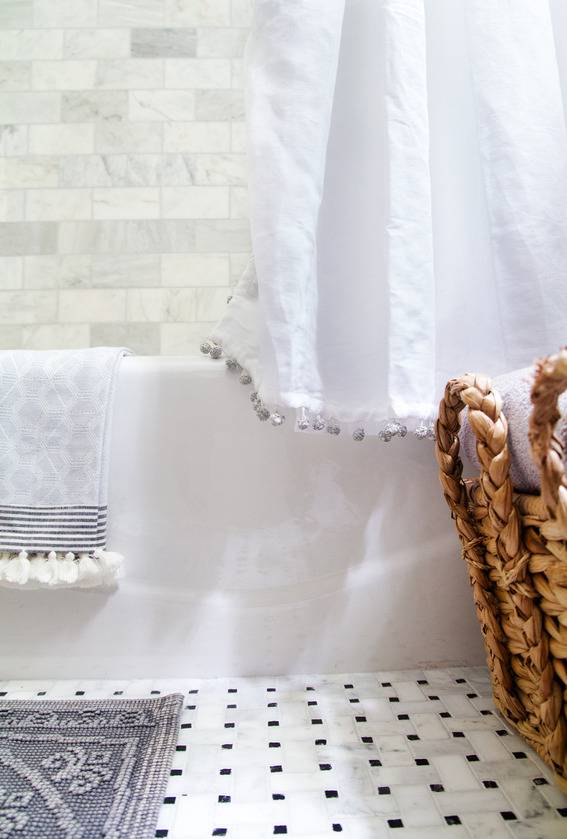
[501,812,517,821]
[387,819,403,828]
[445,816,461,826]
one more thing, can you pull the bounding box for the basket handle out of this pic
[436,374,525,723]
[529,348,567,525]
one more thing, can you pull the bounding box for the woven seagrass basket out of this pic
[436,349,567,791]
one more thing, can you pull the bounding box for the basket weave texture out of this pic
[436,349,567,791]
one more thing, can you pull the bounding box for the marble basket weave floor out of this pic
[1,668,566,838]
[0,694,183,839]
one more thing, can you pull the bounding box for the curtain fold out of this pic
[208,0,567,440]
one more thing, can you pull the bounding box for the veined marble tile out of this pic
[194,219,250,252]
[21,324,90,349]
[33,0,97,28]
[58,219,197,254]
[62,91,128,123]
[195,88,244,120]
[26,188,92,222]
[230,185,248,219]
[93,187,160,220]
[59,155,127,188]
[98,0,165,27]
[29,124,94,155]
[0,126,28,158]
[194,285,232,321]
[96,59,164,90]
[129,89,196,122]
[0,61,31,91]
[164,122,230,153]
[92,254,160,287]
[0,30,63,61]
[95,121,163,154]
[231,121,246,153]
[231,0,254,27]
[59,288,126,323]
[186,153,247,185]
[0,221,57,255]
[231,58,244,89]
[165,0,231,27]
[0,0,32,28]
[91,322,160,354]
[31,60,97,91]
[0,92,60,124]
[162,253,229,287]
[0,190,24,223]
[162,186,229,219]
[0,289,57,323]
[197,27,248,58]
[131,28,197,58]
[165,58,231,89]
[64,29,130,59]
[0,257,23,290]
[24,255,92,289]
[126,287,196,322]
[0,325,22,349]
[0,157,58,189]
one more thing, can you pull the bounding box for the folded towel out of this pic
[460,365,567,492]
[0,347,129,588]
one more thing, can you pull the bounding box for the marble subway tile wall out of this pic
[0,0,252,355]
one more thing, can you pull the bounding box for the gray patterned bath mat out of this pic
[0,694,183,839]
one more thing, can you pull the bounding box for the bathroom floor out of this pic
[1,667,566,839]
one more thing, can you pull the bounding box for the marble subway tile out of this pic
[131,28,197,58]
[0,325,22,349]
[0,290,57,323]
[0,61,31,91]
[164,122,230,153]
[162,253,229,287]
[160,321,213,354]
[0,257,23,290]
[230,185,248,219]
[31,60,97,91]
[231,57,244,89]
[91,322,160,354]
[165,58,231,89]
[29,124,94,155]
[64,29,130,60]
[194,219,250,252]
[230,251,249,282]
[0,157,58,189]
[0,222,57,256]
[59,155,127,188]
[59,288,126,322]
[0,191,24,223]
[95,121,163,154]
[98,0,165,27]
[194,285,232,320]
[93,187,160,219]
[231,121,246,152]
[96,59,164,90]
[197,27,248,58]
[0,30,63,61]
[92,254,160,287]
[24,255,92,289]
[162,186,229,219]
[58,220,197,254]
[129,90,196,122]
[0,1,32,28]
[21,324,90,349]
[195,88,244,120]
[0,126,28,157]
[231,0,254,27]
[0,92,61,124]
[62,91,128,123]
[186,153,247,185]
[26,188,92,222]
[33,0,98,28]
[126,287,196,322]
[165,0,231,27]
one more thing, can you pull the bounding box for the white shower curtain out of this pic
[206,0,567,440]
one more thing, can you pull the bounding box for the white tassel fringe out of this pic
[0,549,123,589]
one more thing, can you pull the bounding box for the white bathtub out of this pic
[0,357,484,679]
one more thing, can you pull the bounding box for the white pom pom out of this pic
[45,553,59,585]
[78,553,99,582]
[58,555,79,584]
[5,551,31,584]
